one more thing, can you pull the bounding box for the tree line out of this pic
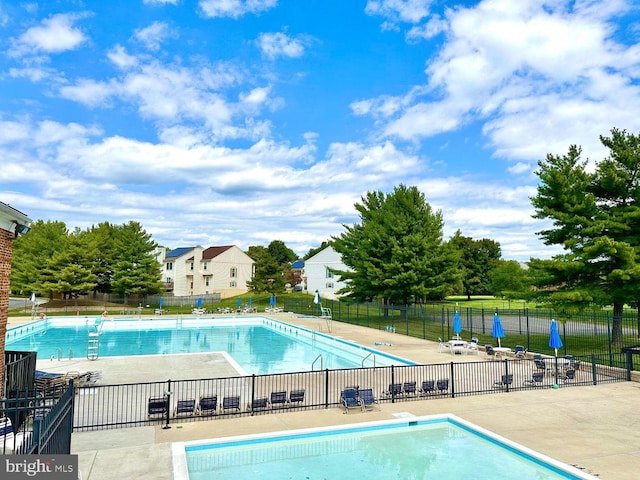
[11,127,638,346]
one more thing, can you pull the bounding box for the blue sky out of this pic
[1,0,639,261]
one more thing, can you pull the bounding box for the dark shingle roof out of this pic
[202,245,233,260]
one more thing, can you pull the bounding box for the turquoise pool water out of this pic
[177,416,597,480]
[5,316,413,374]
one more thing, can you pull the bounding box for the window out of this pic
[203,262,208,270]
[230,267,237,278]
[166,262,173,270]
[326,268,334,278]
[230,281,237,288]
[190,262,194,271]
[205,278,210,287]
[166,277,172,283]
[190,281,193,289]
[326,282,334,289]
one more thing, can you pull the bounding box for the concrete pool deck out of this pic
[8,313,640,479]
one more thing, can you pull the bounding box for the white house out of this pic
[303,246,350,300]
[161,245,254,298]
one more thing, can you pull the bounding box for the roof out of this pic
[202,245,234,260]
[165,247,195,259]
[291,260,305,269]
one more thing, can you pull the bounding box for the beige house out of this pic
[160,245,254,298]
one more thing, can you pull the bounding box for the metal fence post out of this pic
[450,362,455,398]
[591,354,598,385]
[391,365,395,403]
[324,369,329,409]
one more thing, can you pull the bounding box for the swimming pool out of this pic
[173,415,598,480]
[5,316,414,374]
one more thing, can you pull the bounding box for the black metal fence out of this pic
[72,353,628,431]
[1,383,74,454]
[284,299,640,367]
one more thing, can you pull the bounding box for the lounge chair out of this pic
[248,396,268,412]
[534,358,547,374]
[438,338,451,353]
[560,369,576,383]
[385,383,403,397]
[289,389,305,406]
[493,374,514,389]
[147,396,168,418]
[174,399,196,416]
[222,395,241,413]
[436,379,449,394]
[420,380,435,395]
[0,417,30,454]
[269,391,289,409]
[485,345,496,360]
[466,339,479,355]
[402,381,417,396]
[358,388,380,411]
[197,395,218,416]
[514,345,526,360]
[340,388,362,414]
[524,372,544,386]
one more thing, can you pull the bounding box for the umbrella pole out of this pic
[554,348,558,385]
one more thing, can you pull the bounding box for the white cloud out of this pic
[12,13,88,56]
[134,22,175,51]
[360,0,640,163]
[257,32,308,59]
[365,0,433,24]
[198,0,277,19]
[107,45,139,69]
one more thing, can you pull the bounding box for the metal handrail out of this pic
[312,354,323,371]
[362,352,376,367]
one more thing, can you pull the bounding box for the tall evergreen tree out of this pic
[531,129,640,344]
[333,184,459,304]
[449,231,501,299]
[110,222,163,299]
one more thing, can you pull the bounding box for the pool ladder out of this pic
[87,320,103,360]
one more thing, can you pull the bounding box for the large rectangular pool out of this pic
[5,316,413,374]
[173,415,598,479]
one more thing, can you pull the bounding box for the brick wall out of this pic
[0,227,14,397]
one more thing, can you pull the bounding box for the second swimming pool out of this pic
[5,316,414,374]
[174,414,598,480]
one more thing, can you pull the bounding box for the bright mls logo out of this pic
[3,455,78,479]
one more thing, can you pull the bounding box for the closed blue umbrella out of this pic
[237,297,242,308]
[269,294,274,307]
[549,319,563,357]
[249,296,252,307]
[453,311,462,336]
[492,313,505,348]
[196,297,202,308]
[159,297,163,309]
[273,294,277,306]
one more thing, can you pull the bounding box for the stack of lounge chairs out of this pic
[35,370,102,393]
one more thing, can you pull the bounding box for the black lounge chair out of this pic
[197,395,217,415]
[269,391,289,408]
[525,372,544,386]
[420,380,435,395]
[147,396,168,418]
[386,383,402,397]
[248,396,268,412]
[560,369,576,383]
[358,388,380,411]
[340,388,361,414]
[174,399,196,416]
[402,381,417,396]
[222,395,240,413]
[494,373,514,389]
[289,389,305,405]
[436,379,449,394]
[485,345,496,360]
